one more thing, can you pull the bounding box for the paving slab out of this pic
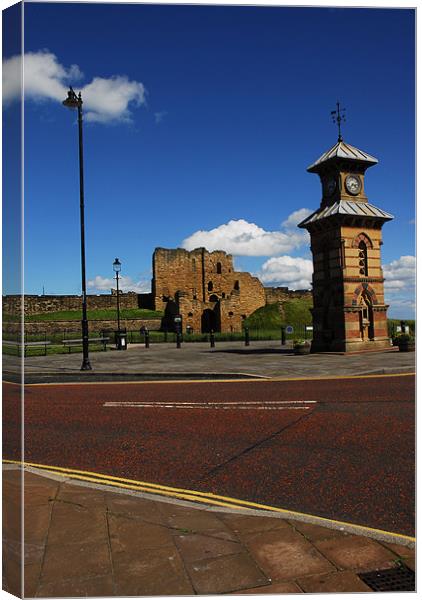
[185,552,269,594]
[314,535,397,570]
[297,570,372,593]
[242,526,336,581]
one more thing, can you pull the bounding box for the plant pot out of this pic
[398,341,415,352]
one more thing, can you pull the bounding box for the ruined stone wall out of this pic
[264,287,312,305]
[3,292,139,317]
[237,273,267,317]
[153,248,206,311]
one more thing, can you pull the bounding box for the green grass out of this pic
[25,308,164,322]
[2,343,108,357]
[244,299,312,329]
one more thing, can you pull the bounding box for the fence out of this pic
[3,320,410,355]
[3,324,310,348]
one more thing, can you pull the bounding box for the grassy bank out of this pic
[24,308,163,322]
[244,299,313,330]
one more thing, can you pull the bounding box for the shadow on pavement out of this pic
[207,348,295,355]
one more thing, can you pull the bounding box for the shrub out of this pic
[392,333,415,345]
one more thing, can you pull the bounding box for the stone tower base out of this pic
[311,336,391,354]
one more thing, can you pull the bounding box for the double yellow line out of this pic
[3,459,415,545]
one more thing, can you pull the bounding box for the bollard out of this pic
[176,332,182,349]
[281,327,286,345]
[244,326,250,346]
[210,330,215,348]
[144,329,150,348]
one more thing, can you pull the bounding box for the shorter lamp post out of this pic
[113,258,122,335]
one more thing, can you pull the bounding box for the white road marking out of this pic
[103,400,316,410]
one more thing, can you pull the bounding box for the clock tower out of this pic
[298,106,394,352]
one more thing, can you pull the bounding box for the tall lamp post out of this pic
[113,258,122,333]
[62,87,91,370]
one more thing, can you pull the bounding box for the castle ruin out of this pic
[151,247,267,333]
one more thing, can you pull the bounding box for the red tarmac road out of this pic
[3,374,415,536]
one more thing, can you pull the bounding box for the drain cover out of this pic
[358,565,415,592]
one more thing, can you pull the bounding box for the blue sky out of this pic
[3,2,416,318]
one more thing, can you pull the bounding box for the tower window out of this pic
[208,281,213,291]
[216,262,222,274]
[234,280,240,290]
[358,240,368,276]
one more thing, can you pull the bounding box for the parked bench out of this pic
[3,340,51,356]
[62,337,110,353]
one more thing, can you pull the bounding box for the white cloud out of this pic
[3,51,146,123]
[383,255,415,292]
[88,275,150,294]
[82,76,145,123]
[258,255,313,290]
[281,208,312,229]
[181,209,312,257]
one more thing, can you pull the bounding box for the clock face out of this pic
[345,175,362,195]
[325,177,337,196]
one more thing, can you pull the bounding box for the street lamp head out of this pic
[62,87,82,109]
[113,258,122,273]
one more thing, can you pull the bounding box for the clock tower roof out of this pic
[307,140,378,173]
[297,199,393,229]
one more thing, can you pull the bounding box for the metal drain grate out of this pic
[358,565,415,592]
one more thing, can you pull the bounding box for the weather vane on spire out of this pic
[331,101,346,142]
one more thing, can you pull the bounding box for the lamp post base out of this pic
[80,358,92,371]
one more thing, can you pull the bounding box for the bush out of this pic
[392,333,414,345]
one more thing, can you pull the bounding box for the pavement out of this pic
[2,465,415,597]
[3,340,415,382]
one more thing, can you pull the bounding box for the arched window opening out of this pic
[209,294,219,303]
[208,281,213,291]
[228,311,234,317]
[353,232,373,249]
[359,292,374,340]
[358,240,368,276]
[188,312,193,317]
[216,262,222,274]
[221,292,225,298]
[234,280,240,291]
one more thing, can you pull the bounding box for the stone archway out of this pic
[201,308,219,333]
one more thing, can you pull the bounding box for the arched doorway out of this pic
[201,308,219,333]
